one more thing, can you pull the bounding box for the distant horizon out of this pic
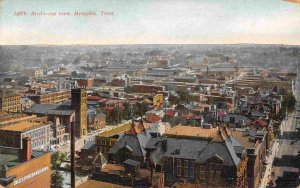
[1,42,300,46]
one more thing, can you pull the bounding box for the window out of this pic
[200,173,204,180]
[200,165,205,172]
[184,160,189,177]
[216,163,221,172]
[166,158,173,175]
[210,163,215,172]
[210,172,214,184]
[177,159,182,176]
[189,161,194,178]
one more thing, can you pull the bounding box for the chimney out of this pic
[21,137,32,162]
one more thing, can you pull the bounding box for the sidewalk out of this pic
[259,140,279,188]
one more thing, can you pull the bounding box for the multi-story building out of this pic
[0,116,51,150]
[231,129,268,188]
[132,84,164,94]
[24,104,75,143]
[23,68,43,78]
[95,122,133,157]
[75,78,93,89]
[27,91,70,104]
[0,94,21,112]
[147,125,248,187]
[71,88,87,138]
[0,138,51,188]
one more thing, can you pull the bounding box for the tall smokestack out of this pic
[21,137,32,162]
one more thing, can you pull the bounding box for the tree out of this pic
[51,169,64,188]
[168,94,179,105]
[177,90,191,104]
[281,93,296,117]
[123,102,132,119]
[112,106,122,123]
[17,76,30,85]
[135,101,149,117]
[124,86,133,93]
[51,152,67,170]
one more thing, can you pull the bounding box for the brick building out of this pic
[0,116,51,150]
[27,91,70,104]
[132,84,164,94]
[23,68,43,78]
[0,94,21,112]
[147,125,248,187]
[76,78,93,89]
[0,138,51,188]
[231,129,268,188]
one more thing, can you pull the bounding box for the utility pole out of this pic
[71,121,76,188]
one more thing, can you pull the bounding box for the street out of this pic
[57,125,118,153]
[269,70,300,187]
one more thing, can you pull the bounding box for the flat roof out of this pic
[165,125,218,138]
[0,149,50,170]
[0,121,49,132]
[78,180,130,188]
[0,153,19,168]
[97,123,132,137]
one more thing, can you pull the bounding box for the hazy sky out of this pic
[0,0,300,45]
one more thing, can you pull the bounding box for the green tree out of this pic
[136,101,149,117]
[123,102,132,119]
[110,106,123,123]
[18,76,30,85]
[51,152,67,170]
[281,92,296,113]
[124,86,133,93]
[177,90,191,104]
[51,169,64,188]
[168,94,179,105]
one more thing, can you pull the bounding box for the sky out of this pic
[0,0,300,45]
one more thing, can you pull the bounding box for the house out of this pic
[107,123,152,164]
[220,113,251,128]
[87,109,106,132]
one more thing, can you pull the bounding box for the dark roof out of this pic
[82,141,95,150]
[161,138,209,160]
[124,159,140,166]
[250,111,267,118]
[222,113,251,124]
[108,131,152,157]
[24,104,75,116]
[197,141,241,166]
[150,135,244,167]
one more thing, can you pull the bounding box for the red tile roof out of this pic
[87,96,102,101]
[255,119,267,127]
[165,109,176,117]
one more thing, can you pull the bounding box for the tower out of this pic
[71,88,87,138]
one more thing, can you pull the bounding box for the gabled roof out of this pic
[108,131,152,157]
[196,140,241,166]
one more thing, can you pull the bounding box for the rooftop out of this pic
[97,122,132,137]
[164,125,218,139]
[25,104,75,116]
[78,180,130,188]
[0,120,50,132]
[0,149,49,170]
